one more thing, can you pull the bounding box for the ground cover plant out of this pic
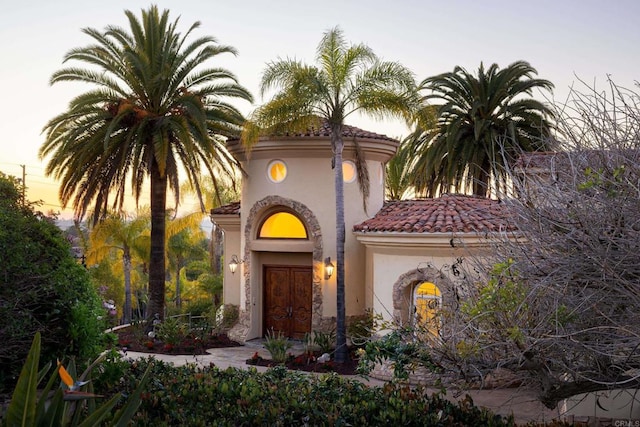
[97,357,516,426]
[246,329,360,375]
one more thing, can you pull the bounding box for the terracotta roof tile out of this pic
[353,194,517,234]
[283,120,396,142]
[210,201,240,215]
[211,195,516,235]
[228,118,397,143]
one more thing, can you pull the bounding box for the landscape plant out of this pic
[263,329,292,364]
[0,333,151,426]
[243,26,419,362]
[409,61,556,197]
[155,316,189,348]
[97,358,516,426]
[312,329,336,354]
[40,5,253,324]
[0,173,105,393]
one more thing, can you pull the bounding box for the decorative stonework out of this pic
[370,360,448,385]
[392,266,456,326]
[234,195,324,341]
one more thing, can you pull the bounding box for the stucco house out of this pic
[210,121,516,343]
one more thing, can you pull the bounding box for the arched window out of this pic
[258,211,307,239]
[412,282,442,337]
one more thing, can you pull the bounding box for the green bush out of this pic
[0,173,106,393]
[97,358,515,426]
[182,299,214,317]
[357,328,441,380]
[312,329,336,354]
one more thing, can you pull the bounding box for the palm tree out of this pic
[182,173,240,274]
[412,61,555,197]
[87,213,148,323]
[243,27,418,362]
[165,212,206,309]
[40,6,253,321]
[387,105,438,200]
[385,140,416,200]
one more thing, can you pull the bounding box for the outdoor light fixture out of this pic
[324,257,335,280]
[228,255,241,274]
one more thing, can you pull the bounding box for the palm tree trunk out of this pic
[210,224,223,274]
[332,125,348,363]
[123,246,132,324]
[148,158,167,321]
[473,159,491,197]
[175,257,183,309]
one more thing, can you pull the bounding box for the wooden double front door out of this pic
[263,266,312,339]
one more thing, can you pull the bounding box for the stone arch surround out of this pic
[237,195,324,339]
[392,266,455,324]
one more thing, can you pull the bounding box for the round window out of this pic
[342,160,356,183]
[267,160,287,183]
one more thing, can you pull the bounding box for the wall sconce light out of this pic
[324,257,335,280]
[228,254,242,274]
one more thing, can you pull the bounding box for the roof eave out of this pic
[353,230,518,249]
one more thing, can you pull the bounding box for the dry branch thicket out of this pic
[418,80,640,409]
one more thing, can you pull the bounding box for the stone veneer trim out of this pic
[392,266,455,324]
[238,195,325,339]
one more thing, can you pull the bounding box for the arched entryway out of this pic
[242,195,324,339]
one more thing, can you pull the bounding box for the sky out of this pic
[1,0,639,221]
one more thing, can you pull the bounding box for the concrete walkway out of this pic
[121,340,562,425]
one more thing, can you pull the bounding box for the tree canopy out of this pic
[0,173,104,392]
[410,61,555,196]
[40,5,253,320]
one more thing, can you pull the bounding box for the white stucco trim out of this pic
[354,231,500,249]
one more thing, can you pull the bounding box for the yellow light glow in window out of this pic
[415,282,441,297]
[268,160,287,183]
[342,161,356,183]
[259,212,307,238]
[414,282,441,337]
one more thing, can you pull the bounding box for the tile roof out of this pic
[210,195,516,234]
[283,120,397,142]
[210,201,240,215]
[228,118,397,142]
[353,194,517,234]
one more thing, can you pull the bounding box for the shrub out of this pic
[0,173,106,393]
[155,316,189,346]
[182,299,213,317]
[97,358,516,426]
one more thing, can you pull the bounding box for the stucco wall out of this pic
[356,233,493,327]
[240,155,385,319]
